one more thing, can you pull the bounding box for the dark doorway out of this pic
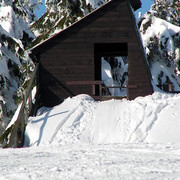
[94,43,128,97]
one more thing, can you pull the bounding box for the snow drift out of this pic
[25,92,180,147]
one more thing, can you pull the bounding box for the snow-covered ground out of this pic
[1,92,180,179]
[1,143,180,180]
[25,93,180,146]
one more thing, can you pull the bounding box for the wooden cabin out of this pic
[31,0,153,107]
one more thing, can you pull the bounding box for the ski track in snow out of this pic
[129,101,168,142]
[49,103,82,144]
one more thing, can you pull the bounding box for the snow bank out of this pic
[25,92,180,146]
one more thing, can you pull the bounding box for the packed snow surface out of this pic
[1,92,180,179]
[1,143,180,180]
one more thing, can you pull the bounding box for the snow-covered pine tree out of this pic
[153,0,180,26]
[30,0,108,48]
[0,0,41,137]
[138,0,180,92]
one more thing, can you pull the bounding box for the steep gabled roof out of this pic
[31,0,141,55]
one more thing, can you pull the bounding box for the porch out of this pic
[66,80,138,100]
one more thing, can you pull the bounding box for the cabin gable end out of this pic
[32,0,153,107]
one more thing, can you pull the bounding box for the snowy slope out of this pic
[25,92,180,146]
[0,92,178,179]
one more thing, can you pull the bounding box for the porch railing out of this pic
[66,80,137,100]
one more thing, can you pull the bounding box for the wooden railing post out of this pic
[92,84,95,96]
[99,83,102,98]
[126,80,129,100]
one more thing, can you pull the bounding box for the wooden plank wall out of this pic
[35,0,153,107]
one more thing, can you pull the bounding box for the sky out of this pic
[36,0,154,19]
[36,0,46,19]
[135,0,154,18]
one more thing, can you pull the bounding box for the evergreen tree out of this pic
[0,0,40,137]
[152,0,180,26]
[138,0,180,92]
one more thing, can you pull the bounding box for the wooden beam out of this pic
[67,81,137,89]
[66,81,102,85]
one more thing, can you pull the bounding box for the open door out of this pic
[94,43,128,97]
[101,56,128,97]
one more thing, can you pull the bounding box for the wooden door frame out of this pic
[94,43,128,81]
